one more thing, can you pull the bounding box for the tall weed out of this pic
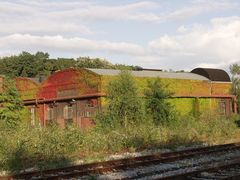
[0,115,240,172]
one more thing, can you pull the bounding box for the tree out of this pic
[144,78,175,125]
[103,71,145,127]
[230,63,240,112]
[76,57,114,69]
[0,51,49,77]
[75,57,134,70]
[0,52,135,78]
[0,77,23,127]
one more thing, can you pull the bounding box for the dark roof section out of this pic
[191,68,231,82]
[134,66,162,71]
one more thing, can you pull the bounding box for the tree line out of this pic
[0,51,134,78]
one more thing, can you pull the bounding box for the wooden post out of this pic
[233,96,237,114]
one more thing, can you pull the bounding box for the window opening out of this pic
[64,104,73,124]
[219,100,226,115]
[46,105,54,125]
[30,107,36,126]
[86,99,97,108]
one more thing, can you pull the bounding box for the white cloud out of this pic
[0,34,147,56]
[47,1,159,22]
[0,1,161,37]
[145,16,240,70]
[149,35,181,53]
[0,0,235,32]
[177,25,188,33]
[0,21,93,35]
[158,0,235,23]
[0,1,93,36]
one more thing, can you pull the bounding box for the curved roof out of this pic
[15,77,40,100]
[191,68,231,82]
[87,68,210,81]
[38,68,100,99]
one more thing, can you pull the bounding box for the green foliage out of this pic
[0,77,23,127]
[76,57,133,70]
[76,57,113,69]
[0,52,134,78]
[230,64,240,76]
[0,123,77,172]
[230,63,240,112]
[192,98,200,118]
[168,115,239,145]
[144,78,175,125]
[0,51,49,77]
[98,71,145,128]
[1,115,239,172]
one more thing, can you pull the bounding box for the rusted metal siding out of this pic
[217,98,233,116]
[38,68,101,99]
[35,68,101,127]
[211,82,232,96]
[41,99,97,128]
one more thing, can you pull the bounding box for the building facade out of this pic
[19,67,235,128]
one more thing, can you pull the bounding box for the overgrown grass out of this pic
[0,115,240,173]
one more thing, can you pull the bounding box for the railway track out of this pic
[187,162,240,180]
[2,142,240,179]
[132,154,240,179]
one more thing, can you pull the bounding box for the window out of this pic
[30,107,36,126]
[219,100,226,115]
[80,111,94,117]
[86,99,97,108]
[85,111,90,117]
[46,105,55,125]
[63,105,73,123]
[47,106,54,121]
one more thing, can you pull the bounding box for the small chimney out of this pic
[134,66,144,71]
[134,66,162,71]
[142,68,162,71]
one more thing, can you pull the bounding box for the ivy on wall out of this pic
[99,75,231,116]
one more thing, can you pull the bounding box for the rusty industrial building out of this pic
[0,67,236,128]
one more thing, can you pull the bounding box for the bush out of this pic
[97,70,145,128]
[0,77,23,127]
[0,123,82,172]
[144,78,176,125]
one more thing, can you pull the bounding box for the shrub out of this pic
[98,70,145,128]
[144,78,176,125]
[0,77,23,127]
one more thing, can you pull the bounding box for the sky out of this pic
[0,0,240,71]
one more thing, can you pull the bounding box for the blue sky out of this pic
[0,0,240,71]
